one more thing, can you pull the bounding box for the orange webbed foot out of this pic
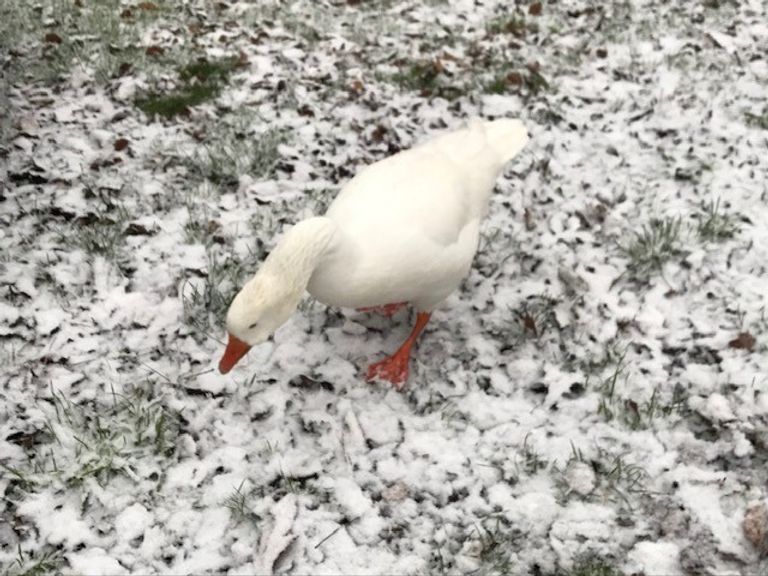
[364,311,431,390]
[366,352,410,389]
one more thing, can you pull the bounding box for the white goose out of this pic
[219,118,529,388]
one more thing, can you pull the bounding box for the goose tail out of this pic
[481,119,529,164]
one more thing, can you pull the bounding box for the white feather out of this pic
[226,118,529,344]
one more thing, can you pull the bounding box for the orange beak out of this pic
[219,334,252,374]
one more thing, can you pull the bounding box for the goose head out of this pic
[217,217,338,375]
[218,273,298,374]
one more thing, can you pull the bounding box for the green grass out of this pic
[188,125,284,187]
[389,60,465,100]
[73,212,129,261]
[745,108,768,130]
[618,216,683,279]
[557,444,647,507]
[55,202,132,262]
[223,480,261,525]
[3,383,181,491]
[466,517,520,575]
[595,351,688,430]
[182,250,257,334]
[2,546,64,576]
[519,433,549,475]
[515,294,560,340]
[564,556,625,576]
[696,199,739,242]
[484,66,550,97]
[184,201,223,247]
[2,0,166,85]
[137,57,242,119]
[486,13,530,37]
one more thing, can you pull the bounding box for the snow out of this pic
[67,548,127,576]
[114,503,153,544]
[17,494,98,548]
[2,0,768,574]
[625,540,681,575]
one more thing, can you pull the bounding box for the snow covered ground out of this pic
[1,0,767,574]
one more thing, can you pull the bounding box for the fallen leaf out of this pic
[743,502,768,552]
[729,332,756,351]
[125,223,154,236]
[371,125,387,143]
[118,62,132,76]
[111,110,129,123]
[120,8,133,18]
[348,79,364,95]
[596,47,608,58]
[44,32,63,44]
[521,313,537,336]
[529,2,543,16]
[113,138,129,151]
[524,207,535,231]
[382,482,409,502]
[137,1,158,10]
[506,71,524,86]
[297,104,315,117]
[145,45,164,56]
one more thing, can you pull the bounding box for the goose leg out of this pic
[366,312,431,389]
[357,302,407,317]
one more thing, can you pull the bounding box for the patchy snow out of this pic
[625,540,681,575]
[114,503,154,544]
[1,0,768,574]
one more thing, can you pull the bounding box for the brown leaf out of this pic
[382,482,409,502]
[114,138,129,152]
[743,502,768,552]
[624,399,639,418]
[44,32,63,44]
[521,314,537,336]
[120,8,133,18]
[729,332,756,351]
[506,71,523,86]
[524,207,535,231]
[371,125,387,143]
[125,223,154,236]
[118,62,133,76]
[297,104,315,117]
[528,2,543,16]
[348,79,364,95]
[137,1,158,10]
[145,45,164,56]
[596,47,608,58]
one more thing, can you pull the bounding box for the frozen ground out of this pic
[1,0,767,574]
